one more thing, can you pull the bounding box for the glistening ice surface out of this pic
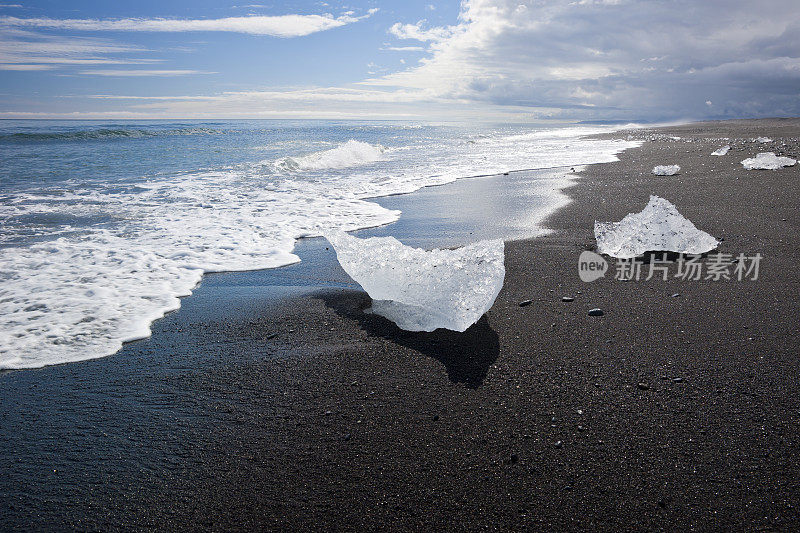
[741,152,797,170]
[711,145,730,156]
[594,195,719,259]
[326,230,505,332]
[0,120,639,368]
[652,165,680,175]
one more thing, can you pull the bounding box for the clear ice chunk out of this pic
[711,145,730,156]
[652,165,680,175]
[741,152,797,170]
[325,230,505,332]
[594,195,719,259]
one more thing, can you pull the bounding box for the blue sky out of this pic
[1,0,799,121]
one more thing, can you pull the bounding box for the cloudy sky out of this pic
[1,0,798,121]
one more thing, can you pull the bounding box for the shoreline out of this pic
[1,118,799,530]
[1,120,637,371]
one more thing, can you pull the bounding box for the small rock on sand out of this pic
[588,308,604,316]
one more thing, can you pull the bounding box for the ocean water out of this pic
[0,120,639,369]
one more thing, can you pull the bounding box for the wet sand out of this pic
[1,118,799,531]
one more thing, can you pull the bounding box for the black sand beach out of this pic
[2,118,799,531]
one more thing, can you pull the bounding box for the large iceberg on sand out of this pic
[741,152,796,170]
[325,231,505,332]
[652,165,680,176]
[594,196,719,259]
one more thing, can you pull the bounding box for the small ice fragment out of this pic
[325,231,505,332]
[741,152,797,170]
[652,165,680,176]
[755,137,772,143]
[594,195,719,259]
[711,145,730,156]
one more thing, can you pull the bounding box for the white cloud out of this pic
[382,46,425,52]
[0,9,379,37]
[55,85,531,120]
[574,0,624,5]
[78,69,213,76]
[0,63,53,70]
[389,20,453,42]
[0,29,159,69]
[86,87,435,103]
[370,0,800,120]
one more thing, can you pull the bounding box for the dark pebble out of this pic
[432,415,440,421]
[266,332,279,340]
[588,308,604,316]
[510,454,519,464]
[637,382,650,390]
[554,440,563,448]
[671,293,680,298]
[519,300,533,307]
[562,296,574,302]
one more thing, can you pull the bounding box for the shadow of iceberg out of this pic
[317,289,499,389]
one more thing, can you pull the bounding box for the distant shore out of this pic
[2,118,799,531]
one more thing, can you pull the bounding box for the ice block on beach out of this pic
[325,230,505,332]
[594,195,719,259]
[652,165,680,176]
[741,152,796,170]
[711,145,730,156]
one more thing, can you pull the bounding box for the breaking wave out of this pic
[274,140,386,172]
